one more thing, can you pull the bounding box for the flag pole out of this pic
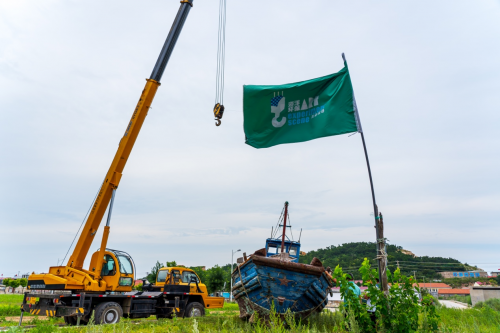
[342,53,388,294]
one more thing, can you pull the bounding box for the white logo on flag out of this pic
[270,95,286,128]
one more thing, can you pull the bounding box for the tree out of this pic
[496,275,500,286]
[166,261,177,267]
[146,261,164,284]
[206,266,226,294]
[189,266,207,283]
[2,278,11,287]
[19,278,28,293]
[9,279,21,293]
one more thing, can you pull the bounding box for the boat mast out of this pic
[280,201,289,253]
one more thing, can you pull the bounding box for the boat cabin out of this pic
[265,238,301,263]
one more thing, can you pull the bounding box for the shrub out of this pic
[333,258,439,333]
[474,298,500,312]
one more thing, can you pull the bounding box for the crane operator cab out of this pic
[148,267,204,293]
[89,249,135,292]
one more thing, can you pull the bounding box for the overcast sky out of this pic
[1,0,499,279]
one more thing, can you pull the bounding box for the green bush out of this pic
[0,305,21,316]
[474,298,500,312]
[332,258,439,333]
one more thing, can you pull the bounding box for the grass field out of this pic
[2,295,500,332]
[0,295,23,305]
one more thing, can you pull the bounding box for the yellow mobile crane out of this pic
[21,0,223,325]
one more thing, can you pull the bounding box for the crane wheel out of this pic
[94,302,123,324]
[185,302,205,317]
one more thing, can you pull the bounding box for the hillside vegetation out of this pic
[299,242,468,280]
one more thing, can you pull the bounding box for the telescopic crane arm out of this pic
[67,0,194,271]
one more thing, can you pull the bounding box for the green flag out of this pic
[243,63,360,149]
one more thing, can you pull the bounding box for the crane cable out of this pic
[213,0,226,126]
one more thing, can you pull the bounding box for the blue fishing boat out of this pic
[231,202,333,320]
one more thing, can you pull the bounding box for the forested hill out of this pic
[299,242,469,280]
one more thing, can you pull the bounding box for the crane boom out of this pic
[67,0,194,270]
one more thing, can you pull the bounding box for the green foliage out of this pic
[0,305,21,316]
[18,278,27,290]
[443,277,497,289]
[146,261,164,284]
[333,263,373,332]
[438,306,500,332]
[474,298,500,312]
[0,297,500,332]
[333,258,439,332]
[300,242,465,280]
[9,280,20,290]
[166,261,177,267]
[0,294,23,305]
[206,265,226,294]
[420,295,439,332]
[439,294,471,305]
[2,278,12,287]
[189,266,207,283]
[496,275,500,285]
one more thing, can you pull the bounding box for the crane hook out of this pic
[213,103,224,127]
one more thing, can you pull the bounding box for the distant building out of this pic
[490,272,500,277]
[300,251,307,256]
[471,287,500,306]
[414,283,451,296]
[439,271,487,279]
[439,289,470,298]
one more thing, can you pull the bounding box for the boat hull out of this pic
[231,255,333,320]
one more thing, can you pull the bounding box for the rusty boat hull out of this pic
[231,255,333,320]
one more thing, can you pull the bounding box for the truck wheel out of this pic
[185,302,205,317]
[94,302,123,324]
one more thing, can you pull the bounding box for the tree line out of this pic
[299,241,470,280]
[1,278,28,292]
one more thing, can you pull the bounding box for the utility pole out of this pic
[376,212,389,294]
[230,249,241,303]
[397,260,400,270]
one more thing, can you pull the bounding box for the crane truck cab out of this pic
[27,249,135,293]
[142,267,224,318]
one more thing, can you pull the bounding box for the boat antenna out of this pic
[280,201,289,253]
[272,205,285,239]
[298,228,302,243]
[288,210,294,241]
[271,226,273,238]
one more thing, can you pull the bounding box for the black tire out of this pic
[94,302,123,324]
[185,302,205,318]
